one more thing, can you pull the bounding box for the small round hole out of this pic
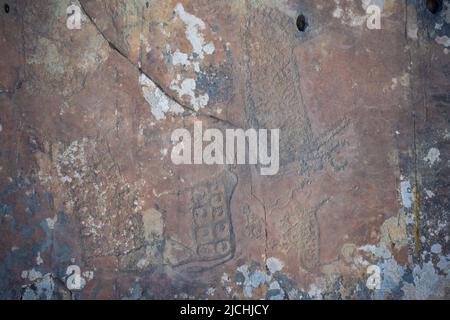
[296,14,307,32]
[4,3,10,13]
[426,0,443,14]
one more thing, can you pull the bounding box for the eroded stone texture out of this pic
[0,0,449,299]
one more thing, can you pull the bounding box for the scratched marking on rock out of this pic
[174,171,237,272]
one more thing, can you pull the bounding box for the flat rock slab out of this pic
[0,0,448,299]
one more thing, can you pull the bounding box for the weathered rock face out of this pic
[0,0,449,300]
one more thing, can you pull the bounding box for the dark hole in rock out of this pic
[426,0,443,14]
[296,14,307,32]
[4,3,9,13]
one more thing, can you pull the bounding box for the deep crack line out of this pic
[78,2,186,108]
[78,1,238,128]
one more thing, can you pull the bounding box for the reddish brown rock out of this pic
[0,0,449,300]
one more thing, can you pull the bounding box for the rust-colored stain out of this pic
[413,186,421,256]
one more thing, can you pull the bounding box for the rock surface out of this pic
[0,0,449,299]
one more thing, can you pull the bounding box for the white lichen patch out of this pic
[237,265,269,298]
[172,50,190,67]
[352,206,450,300]
[431,244,442,255]
[36,252,44,266]
[56,138,90,185]
[444,2,450,23]
[46,215,58,230]
[221,273,230,284]
[21,273,55,300]
[424,148,441,167]
[22,268,43,282]
[257,0,297,19]
[400,180,413,209]
[307,283,324,300]
[82,270,94,281]
[235,258,287,299]
[425,189,435,199]
[160,148,168,160]
[140,33,151,53]
[402,261,449,299]
[333,7,344,18]
[391,73,410,90]
[399,73,410,87]
[174,3,215,59]
[170,78,209,111]
[139,73,184,120]
[266,257,284,274]
[435,35,450,48]
[166,3,218,111]
[206,287,216,296]
[437,255,450,273]
[332,0,373,27]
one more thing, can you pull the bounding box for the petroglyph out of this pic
[242,6,350,173]
[242,204,265,241]
[276,199,325,271]
[166,171,238,272]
